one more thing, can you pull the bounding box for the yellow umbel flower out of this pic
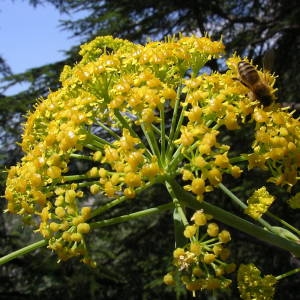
[4,33,298,268]
[167,212,235,296]
[245,187,275,219]
[238,264,277,300]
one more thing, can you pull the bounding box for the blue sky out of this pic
[0,0,81,94]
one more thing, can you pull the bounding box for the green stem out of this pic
[0,239,47,265]
[62,174,90,182]
[90,202,174,229]
[151,124,170,142]
[94,118,120,140]
[166,86,185,159]
[86,131,113,148]
[141,123,162,166]
[168,144,184,172]
[167,87,182,145]
[159,105,166,165]
[70,153,93,161]
[83,143,101,151]
[168,178,300,257]
[218,183,247,209]
[276,267,300,280]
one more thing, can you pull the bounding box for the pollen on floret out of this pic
[199,144,212,155]
[71,232,82,242]
[191,178,205,195]
[231,165,242,178]
[55,206,66,218]
[81,207,92,219]
[99,168,107,178]
[202,132,217,148]
[163,273,175,285]
[123,187,136,198]
[141,107,157,123]
[141,161,160,178]
[207,223,219,237]
[90,183,100,194]
[218,230,231,243]
[161,87,177,101]
[47,166,62,179]
[77,222,90,234]
[182,169,194,181]
[104,181,116,197]
[191,210,207,226]
[40,206,50,222]
[190,241,202,255]
[127,151,144,170]
[49,222,60,232]
[124,172,142,187]
[214,153,230,168]
[173,247,185,258]
[184,224,198,238]
[207,168,222,186]
[119,129,140,150]
[224,111,239,130]
[179,127,194,146]
[192,155,207,169]
[253,109,269,123]
[65,189,77,204]
[187,106,202,122]
[30,172,42,187]
[203,253,216,264]
[87,167,99,178]
[213,244,223,256]
[104,147,119,163]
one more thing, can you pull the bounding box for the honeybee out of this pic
[237,61,274,107]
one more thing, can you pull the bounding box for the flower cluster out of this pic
[245,186,275,219]
[4,34,300,268]
[5,35,226,262]
[164,210,235,295]
[237,264,277,300]
[249,107,300,188]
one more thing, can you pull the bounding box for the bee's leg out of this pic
[232,77,251,89]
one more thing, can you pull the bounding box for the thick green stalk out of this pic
[165,180,189,247]
[167,178,300,257]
